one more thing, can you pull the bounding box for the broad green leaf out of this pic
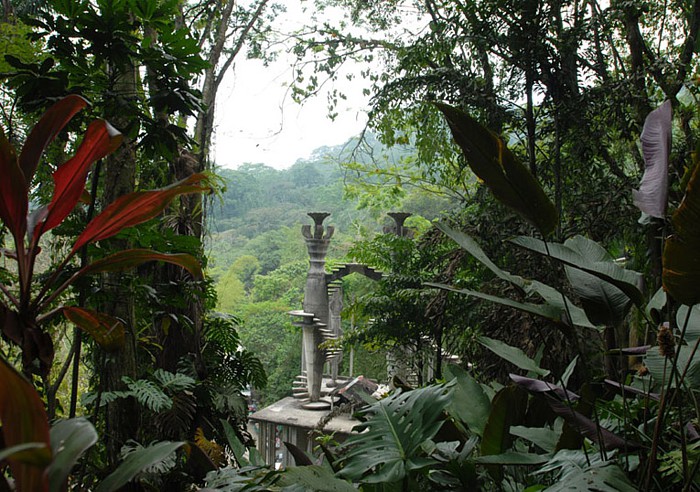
[339,383,452,484]
[62,307,125,351]
[435,225,597,330]
[646,287,667,324]
[481,386,528,480]
[644,345,700,389]
[221,419,248,467]
[445,364,491,436]
[19,95,88,186]
[479,336,550,376]
[47,418,98,492]
[510,426,559,453]
[0,357,51,491]
[677,304,700,343]
[428,282,560,323]
[72,173,210,253]
[561,356,578,387]
[95,441,185,492]
[435,103,558,235]
[78,249,203,279]
[277,465,355,491]
[663,162,700,305]
[510,235,644,308]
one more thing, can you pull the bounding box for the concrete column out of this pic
[300,212,333,402]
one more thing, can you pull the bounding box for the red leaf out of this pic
[62,307,125,351]
[0,357,51,492]
[19,95,88,186]
[78,249,203,279]
[71,173,210,253]
[34,120,122,237]
[0,130,28,241]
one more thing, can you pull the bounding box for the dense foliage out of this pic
[2,0,700,490]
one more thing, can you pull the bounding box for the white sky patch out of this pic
[211,2,372,170]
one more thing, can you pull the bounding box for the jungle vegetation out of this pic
[2,0,700,490]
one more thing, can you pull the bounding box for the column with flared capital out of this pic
[301,212,333,401]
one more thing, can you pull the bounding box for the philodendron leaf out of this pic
[435,103,558,236]
[664,162,700,305]
[339,383,452,484]
[633,100,672,218]
[277,465,355,492]
[479,337,550,376]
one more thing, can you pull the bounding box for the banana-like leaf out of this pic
[511,235,644,308]
[62,307,125,351]
[72,173,210,253]
[633,100,672,218]
[94,441,185,492]
[338,383,452,484]
[77,249,203,279]
[0,357,51,491]
[47,418,98,492]
[479,336,550,376]
[644,345,700,389]
[427,282,596,330]
[445,364,491,437]
[435,103,558,236]
[436,224,597,330]
[480,386,528,480]
[510,426,560,453]
[663,162,700,305]
[35,120,122,237]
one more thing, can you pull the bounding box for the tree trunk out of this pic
[100,65,140,468]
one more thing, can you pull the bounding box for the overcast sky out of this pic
[210,3,371,170]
